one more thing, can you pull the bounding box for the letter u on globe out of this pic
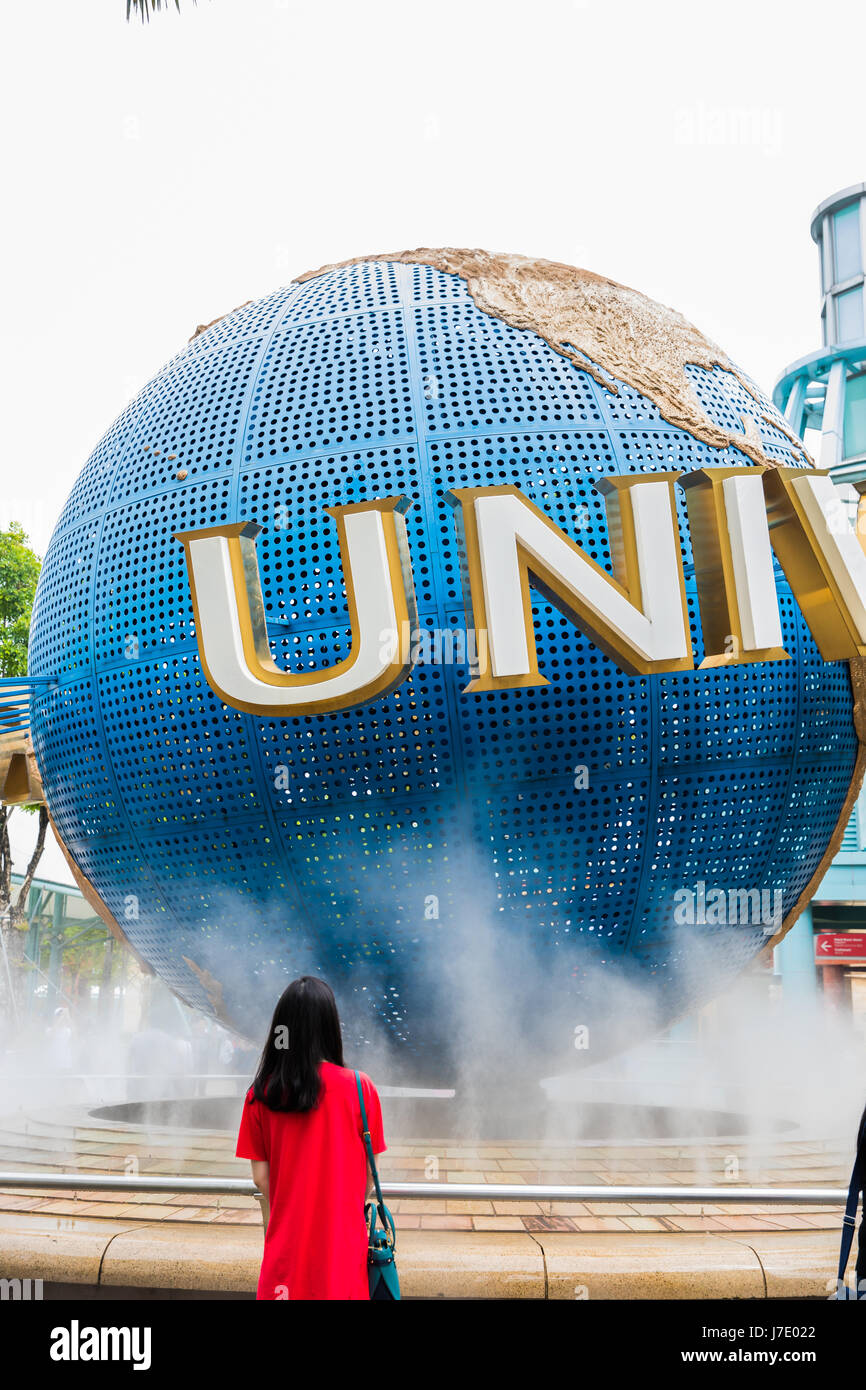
[176,499,418,716]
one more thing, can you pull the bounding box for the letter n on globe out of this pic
[446,478,694,690]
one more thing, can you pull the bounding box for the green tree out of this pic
[0,523,47,1019]
[0,522,40,677]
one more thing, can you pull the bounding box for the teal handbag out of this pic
[355,1070,400,1301]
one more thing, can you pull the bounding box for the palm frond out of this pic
[127,0,187,22]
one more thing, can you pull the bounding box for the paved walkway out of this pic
[0,1102,852,1236]
[0,1103,853,1297]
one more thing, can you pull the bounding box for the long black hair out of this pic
[251,976,345,1113]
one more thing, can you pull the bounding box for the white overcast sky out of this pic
[1,0,864,555]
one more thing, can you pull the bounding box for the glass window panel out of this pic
[844,372,866,459]
[834,203,862,282]
[836,286,864,343]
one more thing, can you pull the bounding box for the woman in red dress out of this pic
[236,976,386,1300]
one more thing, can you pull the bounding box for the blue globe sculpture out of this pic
[27,252,861,1078]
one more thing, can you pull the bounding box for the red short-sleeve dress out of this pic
[236,1061,386,1301]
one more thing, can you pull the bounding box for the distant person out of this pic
[191,1017,211,1097]
[217,1029,234,1073]
[127,1026,187,1101]
[46,1007,75,1075]
[232,1036,258,1078]
[173,1032,193,1098]
[236,976,386,1301]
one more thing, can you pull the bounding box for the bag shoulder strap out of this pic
[355,1070,385,1212]
[837,1156,863,1287]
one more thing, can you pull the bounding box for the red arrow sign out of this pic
[815,933,866,962]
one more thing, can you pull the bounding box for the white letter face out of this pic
[448,479,693,689]
[680,466,789,668]
[177,499,417,717]
[722,473,785,653]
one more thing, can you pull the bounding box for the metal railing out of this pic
[0,676,56,734]
[3,1075,454,1098]
[0,1172,850,1203]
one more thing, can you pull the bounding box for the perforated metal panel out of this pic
[27,261,860,1072]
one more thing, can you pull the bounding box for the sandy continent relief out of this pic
[296,248,810,471]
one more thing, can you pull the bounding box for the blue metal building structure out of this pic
[774,183,866,1010]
